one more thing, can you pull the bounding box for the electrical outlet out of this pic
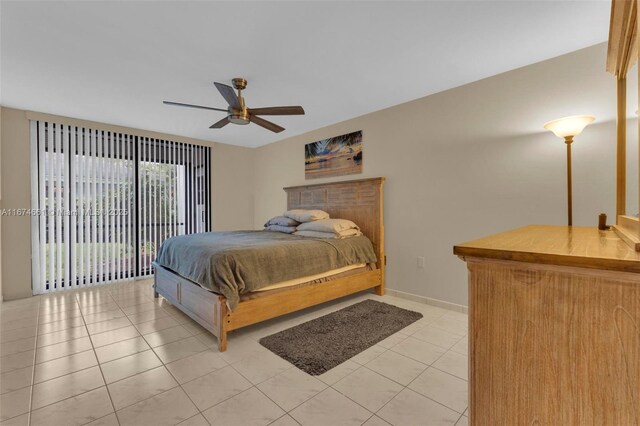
[417,256,425,269]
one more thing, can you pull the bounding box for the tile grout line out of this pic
[26,294,42,426]
[93,335,148,364]
[309,329,467,420]
[24,382,106,418]
[105,283,205,422]
[0,347,39,362]
[358,344,468,415]
[77,289,121,426]
[160,351,217,424]
[3,286,198,421]
[0,367,34,397]
[146,328,286,421]
[429,364,468,382]
[33,324,88,341]
[329,362,453,421]
[6,286,157,423]
[143,297,218,419]
[323,364,383,417]
[363,361,466,424]
[31,350,96,386]
[228,361,296,418]
[32,335,93,364]
[105,281,164,423]
[402,368,468,415]
[267,413,301,426]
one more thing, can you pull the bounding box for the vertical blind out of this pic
[30,120,211,294]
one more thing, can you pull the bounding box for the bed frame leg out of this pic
[374,270,385,296]
[218,330,228,352]
[374,261,386,296]
[217,297,229,352]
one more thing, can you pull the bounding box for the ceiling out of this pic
[1,1,610,148]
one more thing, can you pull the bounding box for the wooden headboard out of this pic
[283,177,385,270]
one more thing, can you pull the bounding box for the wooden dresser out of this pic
[454,225,640,425]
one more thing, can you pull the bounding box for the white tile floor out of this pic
[0,280,469,426]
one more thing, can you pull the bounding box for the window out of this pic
[30,121,211,294]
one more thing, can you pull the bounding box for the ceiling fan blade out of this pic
[209,117,230,129]
[214,82,241,109]
[248,106,305,116]
[250,115,285,133]
[163,101,227,112]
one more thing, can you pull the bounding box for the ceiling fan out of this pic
[163,78,305,133]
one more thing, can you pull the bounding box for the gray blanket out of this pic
[155,230,378,310]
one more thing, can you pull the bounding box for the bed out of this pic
[152,177,385,352]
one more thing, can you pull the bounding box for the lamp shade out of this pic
[543,115,595,139]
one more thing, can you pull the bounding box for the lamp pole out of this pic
[543,115,594,227]
[565,136,573,226]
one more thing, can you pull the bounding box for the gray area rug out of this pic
[259,299,423,375]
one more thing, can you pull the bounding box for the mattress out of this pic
[252,263,366,292]
[154,230,378,310]
[240,263,375,301]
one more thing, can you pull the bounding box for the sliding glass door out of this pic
[30,121,211,294]
[137,137,210,276]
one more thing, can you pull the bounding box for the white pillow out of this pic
[283,209,329,223]
[296,218,359,234]
[294,229,362,239]
[264,224,297,234]
[264,216,300,227]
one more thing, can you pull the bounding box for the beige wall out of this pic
[1,108,31,300]
[253,43,639,307]
[0,107,255,300]
[0,105,3,301]
[212,143,255,231]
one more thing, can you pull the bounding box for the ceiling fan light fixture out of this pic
[229,110,250,125]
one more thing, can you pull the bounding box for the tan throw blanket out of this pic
[155,230,378,310]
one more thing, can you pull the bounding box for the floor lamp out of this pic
[544,115,595,226]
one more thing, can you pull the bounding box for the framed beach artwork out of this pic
[304,130,363,179]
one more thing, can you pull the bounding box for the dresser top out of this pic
[454,225,640,273]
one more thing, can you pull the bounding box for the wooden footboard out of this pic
[152,262,382,352]
[153,263,229,351]
[228,269,381,330]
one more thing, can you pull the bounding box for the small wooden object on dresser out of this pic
[454,226,640,425]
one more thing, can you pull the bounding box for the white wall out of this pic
[252,43,638,307]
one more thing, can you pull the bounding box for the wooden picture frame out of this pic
[304,130,363,179]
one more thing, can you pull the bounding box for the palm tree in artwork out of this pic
[304,144,318,161]
[305,131,362,164]
[315,140,332,155]
[327,131,362,149]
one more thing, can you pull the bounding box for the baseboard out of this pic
[385,288,468,314]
